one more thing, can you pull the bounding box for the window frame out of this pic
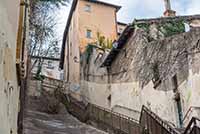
[84,4,91,12]
[86,29,92,38]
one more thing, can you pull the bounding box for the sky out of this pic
[56,0,200,43]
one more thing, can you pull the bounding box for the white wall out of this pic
[0,1,20,134]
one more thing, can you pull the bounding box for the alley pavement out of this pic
[23,83,107,134]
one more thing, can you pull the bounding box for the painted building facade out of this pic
[60,0,124,88]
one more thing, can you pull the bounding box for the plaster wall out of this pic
[81,28,200,127]
[77,0,118,52]
[179,52,200,126]
[64,7,80,84]
[0,1,20,134]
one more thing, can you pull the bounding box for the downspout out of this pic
[67,38,70,82]
[17,0,28,133]
[107,66,112,107]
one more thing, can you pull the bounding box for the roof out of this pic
[101,25,134,67]
[134,14,200,24]
[101,14,200,67]
[31,56,60,61]
[117,21,127,26]
[59,0,121,69]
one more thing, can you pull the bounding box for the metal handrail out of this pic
[182,106,200,124]
[183,117,200,134]
[90,103,140,123]
[140,105,180,134]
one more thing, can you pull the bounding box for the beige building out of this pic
[0,0,29,134]
[60,0,124,87]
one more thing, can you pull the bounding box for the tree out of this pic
[29,0,70,79]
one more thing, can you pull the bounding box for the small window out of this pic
[86,29,92,38]
[47,61,54,69]
[84,4,91,12]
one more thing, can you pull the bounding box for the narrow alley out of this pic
[22,80,107,134]
[1,0,200,134]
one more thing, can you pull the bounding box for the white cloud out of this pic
[185,0,200,15]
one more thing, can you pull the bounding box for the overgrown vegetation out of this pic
[134,20,185,39]
[96,32,113,49]
[136,23,150,33]
[159,21,185,37]
[85,44,96,64]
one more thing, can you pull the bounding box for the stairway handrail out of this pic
[140,105,180,134]
[90,103,140,124]
[182,106,200,124]
[183,117,200,134]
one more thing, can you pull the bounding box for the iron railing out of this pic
[140,106,180,134]
[183,117,200,134]
[88,103,141,134]
[182,107,200,126]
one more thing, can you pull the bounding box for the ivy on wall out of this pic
[159,21,185,37]
[134,20,185,39]
[135,23,150,33]
[85,44,96,64]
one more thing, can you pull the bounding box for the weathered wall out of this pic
[63,0,119,98]
[64,3,80,85]
[0,1,21,134]
[110,28,200,126]
[81,26,200,127]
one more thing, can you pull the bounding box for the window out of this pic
[86,29,92,38]
[84,4,91,12]
[47,61,54,69]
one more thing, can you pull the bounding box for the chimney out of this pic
[163,0,176,17]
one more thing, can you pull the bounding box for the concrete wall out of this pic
[81,27,200,127]
[110,28,200,127]
[64,4,80,84]
[0,0,21,134]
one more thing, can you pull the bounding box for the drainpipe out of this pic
[17,0,28,133]
[107,66,112,107]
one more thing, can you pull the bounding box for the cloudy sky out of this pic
[56,0,200,40]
